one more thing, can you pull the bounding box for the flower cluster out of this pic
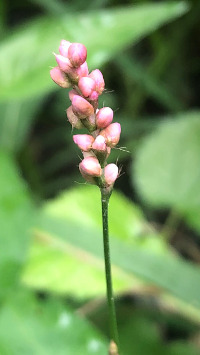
[50,40,121,192]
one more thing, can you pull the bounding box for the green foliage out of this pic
[0,98,42,152]
[119,314,199,355]
[134,112,200,236]
[22,234,135,297]
[0,150,35,298]
[1,0,200,353]
[22,186,160,297]
[21,186,200,315]
[0,2,188,101]
[0,293,107,355]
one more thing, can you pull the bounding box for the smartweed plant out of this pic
[50,40,121,355]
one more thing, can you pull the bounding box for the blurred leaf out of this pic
[22,186,200,313]
[183,207,200,234]
[22,233,137,297]
[120,314,163,355]
[0,150,35,297]
[0,97,42,152]
[30,0,67,15]
[40,185,159,246]
[0,293,107,354]
[115,54,183,111]
[22,186,160,297]
[134,112,200,211]
[119,314,199,355]
[168,342,199,355]
[0,2,188,101]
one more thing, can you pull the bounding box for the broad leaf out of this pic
[0,151,35,297]
[0,293,107,355]
[0,2,188,101]
[23,187,161,297]
[183,207,200,234]
[23,186,200,313]
[134,112,200,211]
[0,98,42,152]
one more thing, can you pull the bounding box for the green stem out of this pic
[101,188,119,352]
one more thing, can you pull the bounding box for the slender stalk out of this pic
[101,189,119,353]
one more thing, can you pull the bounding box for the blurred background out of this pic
[1,0,200,354]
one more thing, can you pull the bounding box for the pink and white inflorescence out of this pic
[50,40,121,190]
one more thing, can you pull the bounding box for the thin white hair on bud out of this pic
[74,180,88,185]
[114,146,130,153]
[77,154,83,162]
[118,165,124,179]
[104,89,115,94]
[70,124,75,134]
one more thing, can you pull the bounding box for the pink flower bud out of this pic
[69,89,79,101]
[100,122,121,147]
[66,106,84,129]
[89,90,99,101]
[72,95,94,118]
[79,157,102,177]
[96,107,113,129]
[68,43,87,67]
[59,40,71,57]
[92,135,107,152]
[73,134,94,151]
[78,77,96,97]
[89,69,105,94]
[54,54,73,73]
[50,67,71,88]
[76,61,89,78]
[104,164,118,186]
[69,62,89,83]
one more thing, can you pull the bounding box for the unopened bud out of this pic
[89,90,99,101]
[78,77,96,98]
[79,156,102,177]
[104,164,118,186]
[92,135,107,152]
[73,134,94,151]
[69,62,89,83]
[96,107,113,128]
[59,40,71,57]
[76,62,89,78]
[72,95,94,118]
[50,67,71,88]
[68,43,87,67]
[69,89,79,101]
[100,122,121,147]
[89,69,105,94]
[66,106,84,129]
[54,53,73,73]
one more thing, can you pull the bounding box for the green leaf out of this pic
[119,315,199,355]
[0,293,107,355]
[0,150,35,296]
[23,186,200,314]
[134,112,200,211]
[0,2,188,101]
[115,55,183,111]
[23,187,160,297]
[183,207,200,234]
[22,233,136,297]
[0,97,42,152]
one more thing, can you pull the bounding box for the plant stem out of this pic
[101,188,119,352]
